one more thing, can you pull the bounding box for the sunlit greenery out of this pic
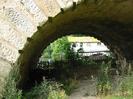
[3,36,133,99]
[42,36,72,61]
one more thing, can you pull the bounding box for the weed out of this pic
[23,80,68,99]
[97,61,112,95]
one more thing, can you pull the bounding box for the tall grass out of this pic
[114,74,133,96]
[96,61,133,99]
[97,61,112,95]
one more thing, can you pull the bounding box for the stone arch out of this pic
[0,0,133,94]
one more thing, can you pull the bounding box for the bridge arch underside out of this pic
[1,1,133,89]
[18,3,133,88]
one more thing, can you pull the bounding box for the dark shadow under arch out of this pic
[17,2,133,88]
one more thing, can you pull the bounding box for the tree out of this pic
[51,37,71,61]
[41,36,72,61]
[42,45,53,60]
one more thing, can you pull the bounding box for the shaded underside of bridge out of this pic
[0,0,133,97]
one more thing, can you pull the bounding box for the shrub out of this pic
[23,80,68,99]
[23,80,50,99]
[3,79,22,99]
[48,89,68,99]
[62,78,79,95]
[3,65,22,99]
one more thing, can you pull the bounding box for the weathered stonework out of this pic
[35,0,60,17]
[0,18,26,49]
[0,0,133,96]
[5,8,36,37]
[57,0,73,8]
[0,40,19,62]
[19,0,47,25]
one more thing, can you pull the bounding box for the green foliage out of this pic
[115,74,133,96]
[23,81,50,99]
[96,61,133,98]
[3,65,22,99]
[97,61,112,95]
[51,37,71,61]
[48,88,68,99]
[42,45,53,60]
[103,95,133,99]
[77,58,98,68]
[61,78,79,95]
[3,79,22,99]
[42,36,72,61]
[24,80,68,99]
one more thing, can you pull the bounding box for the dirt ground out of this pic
[69,79,100,99]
